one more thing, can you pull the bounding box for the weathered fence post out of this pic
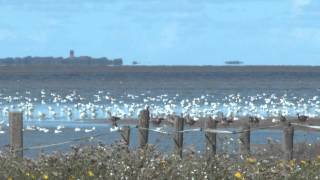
[205,116,217,159]
[138,108,150,148]
[120,126,130,150]
[283,122,294,161]
[9,112,23,158]
[174,116,184,158]
[239,123,250,156]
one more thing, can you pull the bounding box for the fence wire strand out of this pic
[5,121,320,153]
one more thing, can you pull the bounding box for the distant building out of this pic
[69,50,75,59]
[78,56,92,60]
[225,60,243,65]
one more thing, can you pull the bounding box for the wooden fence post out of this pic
[120,126,130,149]
[9,112,23,158]
[174,116,184,158]
[205,117,217,159]
[239,123,250,156]
[138,108,150,148]
[283,122,294,161]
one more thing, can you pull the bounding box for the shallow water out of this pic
[0,66,320,156]
[1,121,320,158]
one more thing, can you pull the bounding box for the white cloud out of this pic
[292,0,312,15]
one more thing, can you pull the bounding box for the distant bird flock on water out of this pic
[0,89,317,134]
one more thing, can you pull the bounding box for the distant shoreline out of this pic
[1,64,320,73]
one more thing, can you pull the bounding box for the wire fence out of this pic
[3,113,320,161]
[3,123,313,152]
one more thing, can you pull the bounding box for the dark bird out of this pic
[249,116,259,124]
[280,114,286,122]
[297,113,308,122]
[166,114,175,125]
[107,111,120,128]
[151,117,164,125]
[226,112,234,124]
[185,114,196,126]
[220,114,228,125]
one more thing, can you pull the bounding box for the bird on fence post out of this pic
[151,115,164,126]
[227,112,234,124]
[167,114,175,125]
[219,112,234,126]
[280,114,286,123]
[107,111,120,128]
[220,114,228,126]
[185,114,196,126]
[297,113,308,122]
[249,116,259,124]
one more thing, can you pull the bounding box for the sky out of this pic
[0,0,319,65]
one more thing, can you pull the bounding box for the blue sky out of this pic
[0,0,319,65]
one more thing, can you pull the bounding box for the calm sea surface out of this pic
[0,65,319,157]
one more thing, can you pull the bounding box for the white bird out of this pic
[80,111,87,119]
[25,125,36,131]
[110,126,121,132]
[37,127,49,133]
[0,125,4,134]
[84,127,95,133]
[38,111,46,120]
[54,129,62,134]
[56,125,64,130]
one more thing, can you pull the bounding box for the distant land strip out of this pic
[0,56,123,66]
[0,64,320,73]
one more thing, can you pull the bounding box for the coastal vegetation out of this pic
[1,143,320,179]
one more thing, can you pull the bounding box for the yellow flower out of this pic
[160,160,167,168]
[25,172,30,177]
[234,171,244,179]
[42,174,49,180]
[277,160,284,168]
[87,170,94,177]
[289,159,296,167]
[246,157,257,164]
[7,176,13,180]
[300,160,307,166]
[68,175,76,180]
[31,175,36,180]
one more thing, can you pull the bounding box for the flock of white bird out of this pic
[0,89,319,134]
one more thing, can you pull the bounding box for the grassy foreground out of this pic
[0,143,320,180]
